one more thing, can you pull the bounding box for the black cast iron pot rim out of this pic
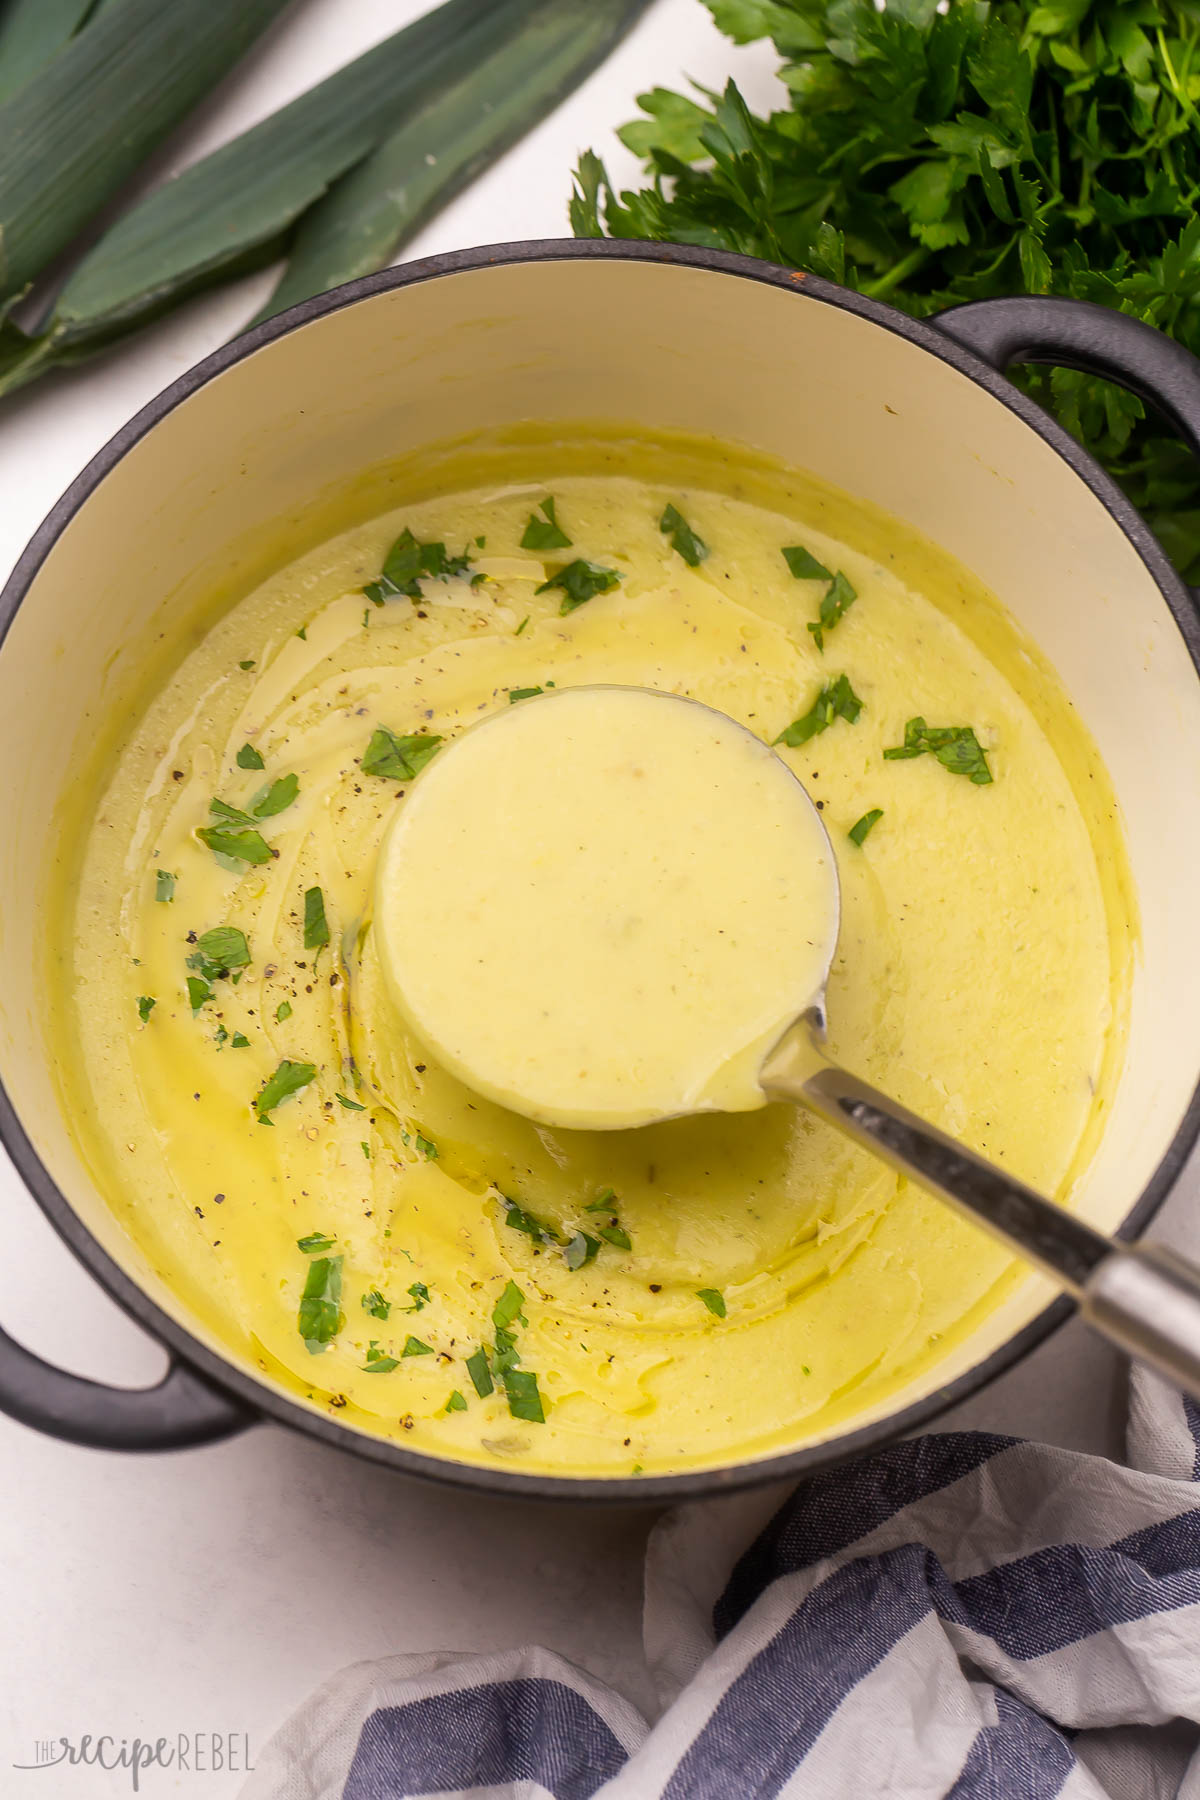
[3,237,1199,1502]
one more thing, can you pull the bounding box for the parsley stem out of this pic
[861,246,930,301]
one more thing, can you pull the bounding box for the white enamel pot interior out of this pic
[2,242,1199,1498]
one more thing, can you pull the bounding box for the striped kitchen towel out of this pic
[242,1366,1200,1799]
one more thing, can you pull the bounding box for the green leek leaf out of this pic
[0,0,289,313]
[256,0,652,323]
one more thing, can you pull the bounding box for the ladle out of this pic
[375,684,1200,1399]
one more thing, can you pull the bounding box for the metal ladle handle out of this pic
[761,1041,1200,1399]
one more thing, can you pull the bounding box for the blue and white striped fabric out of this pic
[243,1367,1200,1800]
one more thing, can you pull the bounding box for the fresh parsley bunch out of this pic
[572,0,1200,580]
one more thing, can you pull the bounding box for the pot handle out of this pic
[0,1320,249,1451]
[932,295,1200,460]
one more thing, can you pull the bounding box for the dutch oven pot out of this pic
[2,242,1199,1500]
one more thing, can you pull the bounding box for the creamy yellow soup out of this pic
[375,685,839,1129]
[49,436,1133,1479]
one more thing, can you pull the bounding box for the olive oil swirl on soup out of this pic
[59,460,1131,1478]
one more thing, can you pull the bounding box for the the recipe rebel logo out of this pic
[13,1731,254,1791]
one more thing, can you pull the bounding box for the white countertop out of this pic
[1,4,1196,1794]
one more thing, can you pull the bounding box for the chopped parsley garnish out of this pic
[515,615,530,636]
[807,571,857,653]
[883,717,994,785]
[197,798,274,866]
[238,659,256,671]
[405,1282,430,1312]
[697,1288,727,1318]
[231,1032,250,1048]
[414,1132,437,1161]
[362,1289,390,1319]
[363,1340,399,1373]
[303,886,329,951]
[298,1254,343,1353]
[276,1000,292,1022]
[508,686,544,703]
[659,503,708,566]
[848,808,883,846]
[504,1368,545,1423]
[402,1335,433,1358]
[466,1346,493,1397]
[335,1091,365,1111]
[364,527,472,604]
[361,726,443,782]
[445,1389,467,1412]
[249,773,299,818]
[254,1058,317,1124]
[296,626,307,641]
[136,995,155,1023]
[783,545,833,582]
[492,1327,520,1375]
[586,1187,617,1212]
[502,1196,565,1247]
[186,975,211,1013]
[190,926,251,982]
[236,743,265,770]
[155,870,176,903]
[565,1231,600,1270]
[775,674,863,748]
[492,1280,526,1331]
[520,496,572,550]
[536,559,621,614]
[600,1224,632,1251]
[297,1231,334,1254]
[360,1141,370,1158]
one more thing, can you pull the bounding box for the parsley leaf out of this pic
[335,1091,365,1111]
[502,1196,566,1247]
[504,1368,545,1423]
[697,1288,727,1318]
[298,1254,343,1353]
[520,496,572,550]
[236,743,265,770]
[565,1231,600,1270]
[536,559,621,614]
[364,527,472,603]
[155,870,176,903]
[659,503,709,566]
[600,1223,632,1251]
[414,1133,437,1161]
[361,727,443,782]
[364,1340,399,1373]
[508,686,544,703]
[250,773,298,818]
[884,717,994,784]
[297,1231,334,1254]
[276,1000,292,1022]
[197,822,273,866]
[445,1389,468,1412]
[492,1280,526,1331]
[362,1289,390,1319]
[775,674,863,747]
[405,1281,430,1312]
[401,1335,433,1358]
[186,975,211,1013]
[466,1346,493,1397]
[303,885,329,951]
[191,926,251,982]
[807,571,857,653]
[231,1032,250,1048]
[254,1058,317,1124]
[848,808,884,846]
[783,546,833,582]
[136,995,155,1023]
